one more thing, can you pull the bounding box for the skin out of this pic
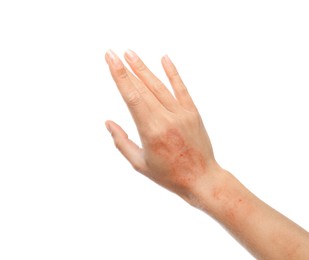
[105,49,309,259]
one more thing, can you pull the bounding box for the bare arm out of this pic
[105,49,309,259]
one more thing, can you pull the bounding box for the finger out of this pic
[124,50,179,112]
[124,66,167,113]
[105,50,160,123]
[105,120,147,173]
[161,55,197,111]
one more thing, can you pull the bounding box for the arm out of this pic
[105,49,309,259]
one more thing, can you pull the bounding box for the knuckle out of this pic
[135,60,147,73]
[126,90,141,107]
[148,128,161,140]
[145,121,165,137]
[114,64,127,80]
[153,81,165,92]
[142,127,162,144]
[170,70,180,81]
[135,83,148,96]
[114,139,122,150]
[178,109,195,123]
[177,84,189,95]
[186,111,201,126]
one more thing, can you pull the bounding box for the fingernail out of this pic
[106,49,117,62]
[163,54,172,65]
[125,49,138,61]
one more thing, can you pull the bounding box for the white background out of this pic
[0,0,309,259]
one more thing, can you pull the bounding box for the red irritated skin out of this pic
[105,49,309,260]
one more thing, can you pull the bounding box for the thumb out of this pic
[105,120,147,173]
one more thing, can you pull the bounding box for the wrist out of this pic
[186,166,251,219]
[181,164,229,209]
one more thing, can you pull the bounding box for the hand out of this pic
[105,50,220,201]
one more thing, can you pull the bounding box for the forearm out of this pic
[190,168,309,259]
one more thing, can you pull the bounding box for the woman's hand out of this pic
[105,50,220,201]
